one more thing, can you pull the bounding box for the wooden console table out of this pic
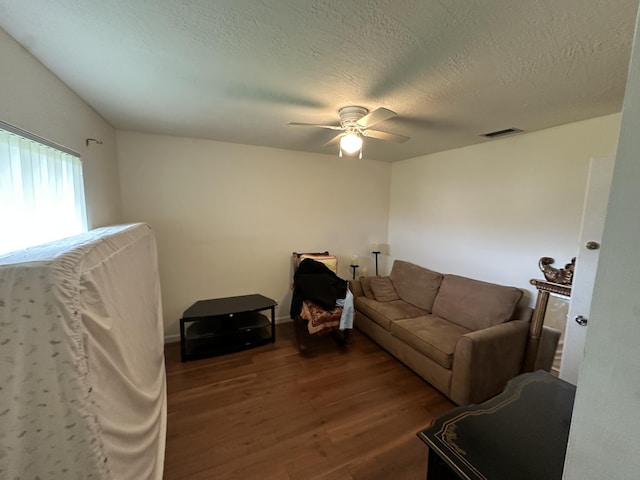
[417,370,576,480]
[523,279,572,372]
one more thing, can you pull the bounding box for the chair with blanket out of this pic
[290,252,353,353]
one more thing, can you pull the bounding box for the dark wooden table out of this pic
[417,370,576,480]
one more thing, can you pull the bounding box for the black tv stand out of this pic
[179,294,277,361]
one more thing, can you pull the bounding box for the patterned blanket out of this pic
[300,300,343,334]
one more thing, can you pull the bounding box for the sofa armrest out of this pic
[349,278,364,297]
[450,319,529,405]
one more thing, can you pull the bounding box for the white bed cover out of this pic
[0,223,166,479]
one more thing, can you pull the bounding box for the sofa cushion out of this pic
[348,278,364,297]
[391,315,471,369]
[360,277,376,299]
[355,297,427,331]
[389,260,443,312]
[369,276,400,302]
[432,275,523,331]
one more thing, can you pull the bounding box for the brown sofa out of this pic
[350,260,559,405]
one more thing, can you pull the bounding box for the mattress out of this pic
[0,223,166,479]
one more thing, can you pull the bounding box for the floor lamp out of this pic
[372,250,380,276]
[350,255,359,280]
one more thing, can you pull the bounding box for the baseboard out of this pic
[163,315,292,344]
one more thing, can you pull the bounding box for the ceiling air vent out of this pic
[482,128,523,138]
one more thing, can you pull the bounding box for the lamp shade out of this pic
[340,133,362,154]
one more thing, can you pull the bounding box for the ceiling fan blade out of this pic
[323,133,344,147]
[363,129,410,143]
[356,107,397,128]
[287,122,343,131]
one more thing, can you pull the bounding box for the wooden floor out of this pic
[163,322,454,480]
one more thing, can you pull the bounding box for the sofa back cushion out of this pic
[369,276,400,302]
[389,260,443,312]
[432,274,523,331]
[359,277,376,299]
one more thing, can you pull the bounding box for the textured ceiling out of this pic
[0,0,638,162]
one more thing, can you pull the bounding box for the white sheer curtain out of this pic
[0,128,87,255]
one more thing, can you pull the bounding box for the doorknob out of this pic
[575,315,588,326]
[585,241,600,250]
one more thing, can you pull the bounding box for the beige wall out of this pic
[388,114,621,306]
[116,131,391,337]
[0,28,122,228]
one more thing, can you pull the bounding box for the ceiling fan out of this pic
[287,106,409,158]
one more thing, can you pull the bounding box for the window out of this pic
[0,124,87,255]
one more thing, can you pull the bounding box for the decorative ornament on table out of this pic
[538,257,576,285]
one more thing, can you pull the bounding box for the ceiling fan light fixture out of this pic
[288,105,406,159]
[340,132,362,155]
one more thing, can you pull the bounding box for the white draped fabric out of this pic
[0,223,166,479]
[0,128,87,255]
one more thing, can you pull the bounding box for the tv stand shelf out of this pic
[179,294,277,362]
